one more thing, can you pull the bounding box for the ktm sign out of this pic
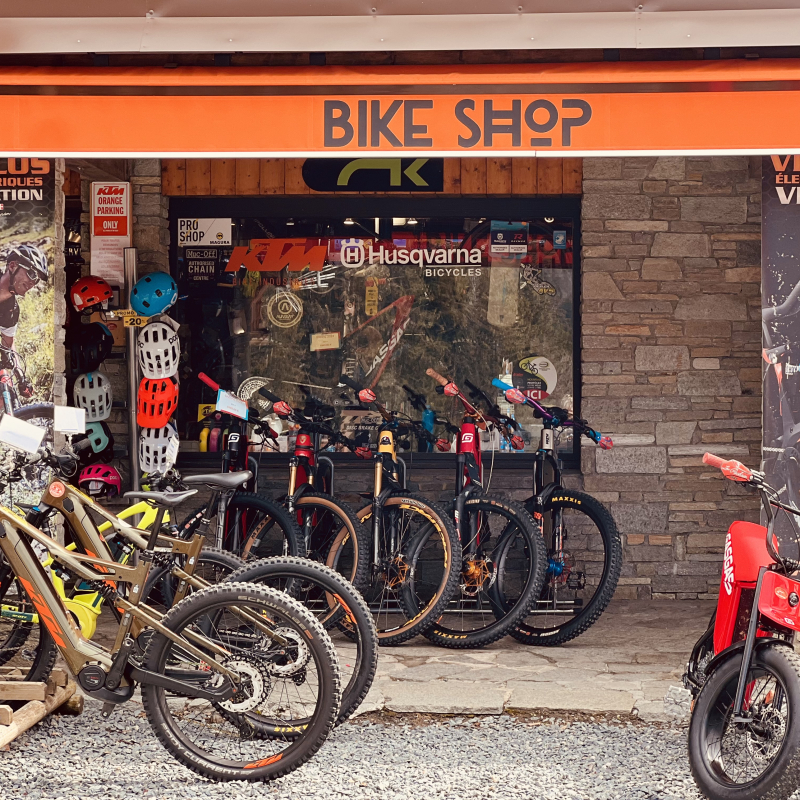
[225,239,328,273]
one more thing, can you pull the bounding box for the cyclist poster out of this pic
[0,157,55,503]
[763,155,800,546]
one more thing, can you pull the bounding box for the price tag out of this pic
[54,406,86,434]
[216,390,249,420]
[0,414,46,453]
[115,308,137,317]
[165,435,180,467]
[123,315,149,328]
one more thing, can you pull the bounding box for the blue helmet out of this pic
[130,272,177,316]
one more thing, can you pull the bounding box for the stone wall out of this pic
[581,156,762,600]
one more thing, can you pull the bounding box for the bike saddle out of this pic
[123,489,198,508]
[182,471,253,491]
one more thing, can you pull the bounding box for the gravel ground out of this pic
[1,699,702,800]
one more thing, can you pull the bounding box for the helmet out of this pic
[137,376,179,428]
[8,244,48,283]
[139,422,178,475]
[69,276,113,313]
[78,464,121,498]
[130,272,177,316]
[69,322,113,373]
[73,371,112,421]
[137,321,180,378]
[71,422,115,465]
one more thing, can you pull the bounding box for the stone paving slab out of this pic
[360,599,713,721]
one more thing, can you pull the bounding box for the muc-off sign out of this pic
[323,98,592,150]
[302,158,443,192]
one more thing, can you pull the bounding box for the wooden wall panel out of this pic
[562,157,583,194]
[537,159,563,195]
[259,159,285,194]
[511,158,537,194]
[210,159,236,196]
[486,158,512,194]
[235,159,260,195]
[161,159,186,196]
[162,157,584,198]
[460,158,487,194]
[185,159,211,195]
[284,159,309,194]
[441,158,461,193]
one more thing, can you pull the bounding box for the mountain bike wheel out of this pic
[421,496,546,649]
[139,547,246,614]
[226,556,378,726]
[689,644,800,800]
[511,489,622,646]
[0,557,57,697]
[141,582,341,782]
[285,493,370,594]
[179,492,304,560]
[347,494,460,646]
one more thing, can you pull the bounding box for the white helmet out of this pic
[73,372,112,421]
[137,321,180,379]
[139,422,178,474]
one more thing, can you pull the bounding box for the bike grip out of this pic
[598,436,613,450]
[491,378,515,392]
[258,386,282,403]
[702,453,727,468]
[339,374,364,392]
[198,372,220,391]
[426,368,450,387]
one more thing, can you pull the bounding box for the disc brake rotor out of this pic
[265,627,311,677]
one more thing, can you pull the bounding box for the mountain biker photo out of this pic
[0,244,48,364]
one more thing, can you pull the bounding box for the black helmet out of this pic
[7,244,48,282]
[69,322,113,373]
[71,422,115,466]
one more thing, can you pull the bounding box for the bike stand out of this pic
[0,667,83,748]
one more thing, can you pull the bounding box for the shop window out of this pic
[173,211,578,463]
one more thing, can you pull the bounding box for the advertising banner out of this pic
[0,157,56,502]
[763,155,800,546]
[91,181,130,286]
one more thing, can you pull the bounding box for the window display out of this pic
[175,212,577,462]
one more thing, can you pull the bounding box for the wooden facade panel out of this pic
[161,159,186,196]
[210,159,236,196]
[562,157,583,194]
[63,167,82,197]
[235,159,260,195]
[511,158,537,194]
[259,159,285,194]
[441,158,461,194]
[537,158,563,195]
[284,159,309,194]
[486,157,512,194]
[185,159,211,195]
[164,157,583,198]
[460,158,487,194]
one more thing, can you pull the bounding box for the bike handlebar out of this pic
[702,452,756,482]
[426,368,449,387]
[258,386,283,404]
[198,372,219,392]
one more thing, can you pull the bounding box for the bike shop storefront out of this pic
[3,59,797,598]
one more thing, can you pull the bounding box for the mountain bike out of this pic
[684,453,800,800]
[328,375,461,646]
[249,384,371,591]
[492,378,623,645]
[2,446,377,727]
[0,467,342,782]
[399,371,547,649]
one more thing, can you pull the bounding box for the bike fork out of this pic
[732,566,767,721]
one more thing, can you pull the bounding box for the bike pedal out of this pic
[101,702,117,718]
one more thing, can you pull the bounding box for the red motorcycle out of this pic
[684,453,800,800]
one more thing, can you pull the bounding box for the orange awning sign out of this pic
[4,62,800,155]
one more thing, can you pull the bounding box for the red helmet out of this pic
[70,276,114,313]
[78,464,122,498]
[137,376,179,428]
